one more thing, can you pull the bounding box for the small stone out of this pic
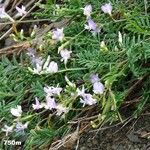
[112,145,118,149]
[80,147,87,150]
[117,144,125,150]
[92,139,98,145]
[127,132,141,143]
[5,37,16,46]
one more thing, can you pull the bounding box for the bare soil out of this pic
[74,113,150,150]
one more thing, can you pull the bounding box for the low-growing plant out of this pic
[0,0,149,149]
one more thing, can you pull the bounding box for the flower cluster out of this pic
[2,2,110,138]
[16,5,27,17]
[0,5,26,20]
[28,28,72,74]
[27,49,58,75]
[90,74,105,94]
[2,105,28,136]
[77,86,97,107]
[83,3,112,35]
[32,85,68,116]
[51,28,72,65]
[83,5,100,35]
[72,74,105,107]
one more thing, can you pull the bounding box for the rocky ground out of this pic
[76,115,150,150]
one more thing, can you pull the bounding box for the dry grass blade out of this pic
[0,41,30,55]
[49,127,79,150]
[0,0,43,40]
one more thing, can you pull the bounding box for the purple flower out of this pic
[32,97,42,110]
[52,28,64,41]
[85,19,100,34]
[90,74,100,84]
[77,86,97,106]
[93,82,104,94]
[80,93,97,106]
[16,5,27,16]
[46,61,58,73]
[44,96,57,110]
[44,86,62,97]
[90,74,105,94]
[85,19,97,31]
[83,4,92,19]
[60,49,72,65]
[29,54,58,74]
[101,3,112,15]
[51,87,62,96]
[15,122,28,133]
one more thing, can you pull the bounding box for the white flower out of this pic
[32,97,43,110]
[29,55,58,74]
[46,61,58,73]
[77,86,85,96]
[83,5,92,19]
[2,125,13,136]
[77,86,97,106]
[52,28,64,41]
[42,56,58,73]
[93,82,104,94]
[0,6,7,18]
[44,96,57,110]
[32,57,43,74]
[60,49,72,65]
[50,87,62,96]
[15,122,28,133]
[80,93,97,106]
[16,5,27,16]
[10,105,22,117]
[44,86,62,96]
[44,86,52,96]
[56,104,68,116]
[33,64,42,74]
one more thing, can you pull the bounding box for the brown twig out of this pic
[0,41,30,55]
[0,17,72,55]
[90,116,134,133]
[0,0,43,40]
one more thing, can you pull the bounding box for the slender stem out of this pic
[0,18,52,25]
[4,13,15,22]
